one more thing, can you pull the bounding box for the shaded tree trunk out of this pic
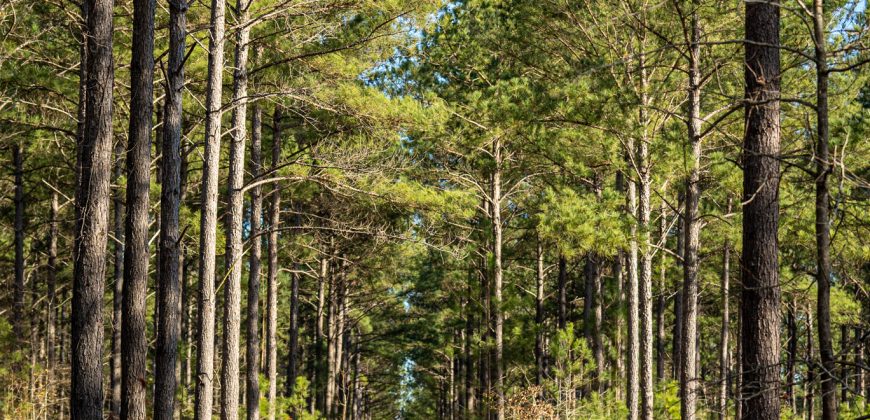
[246,93,263,420]
[12,145,25,348]
[120,0,155,416]
[194,0,227,416]
[535,238,545,388]
[741,2,782,418]
[154,1,186,418]
[812,1,837,418]
[72,0,114,416]
[111,140,124,419]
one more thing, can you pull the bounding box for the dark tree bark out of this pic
[111,140,124,419]
[266,107,283,420]
[246,99,263,420]
[194,0,227,416]
[288,269,299,394]
[741,2,782,418]
[12,145,25,346]
[812,1,837,418]
[120,0,155,417]
[557,254,567,331]
[72,0,114,417]
[154,1,186,417]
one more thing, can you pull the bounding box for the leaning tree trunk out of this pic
[741,1,782,418]
[681,5,702,419]
[72,0,114,417]
[121,0,155,416]
[266,107,283,420]
[246,97,263,420]
[194,0,227,416]
[154,1,186,417]
[812,1,837,419]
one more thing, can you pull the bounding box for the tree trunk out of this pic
[856,326,865,412]
[638,51,655,420]
[194,0,227,416]
[626,134,640,420]
[787,300,797,413]
[719,238,731,420]
[741,2,782,418]
[221,0,252,417]
[46,190,58,414]
[806,310,815,420]
[812,1,837,418]
[672,192,684,383]
[266,107,282,420]
[681,5,702,419]
[121,0,155,416]
[316,254,329,413]
[154,1,185,418]
[557,254,568,331]
[491,137,505,420]
[72,0,114,417]
[246,94,263,420]
[111,140,124,419]
[465,285,475,414]
[535,238,545,388]
[656,200,666,382]
[12,144,25,350]
[288,269,299,395]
